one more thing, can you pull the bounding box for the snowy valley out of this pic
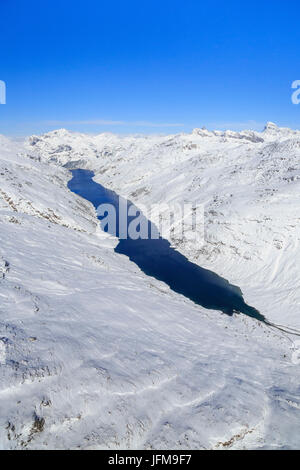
[0,123,300,449]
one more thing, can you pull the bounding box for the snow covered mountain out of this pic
[28,122,300,328]
[0,124,300,449]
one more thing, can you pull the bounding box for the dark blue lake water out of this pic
[68,169,264,321]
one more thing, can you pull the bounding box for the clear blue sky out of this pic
[1,0,300,135]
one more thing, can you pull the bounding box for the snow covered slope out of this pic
[0,128,299,449]
[28,123,300,329]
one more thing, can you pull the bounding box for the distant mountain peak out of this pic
[264,121,278,131]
